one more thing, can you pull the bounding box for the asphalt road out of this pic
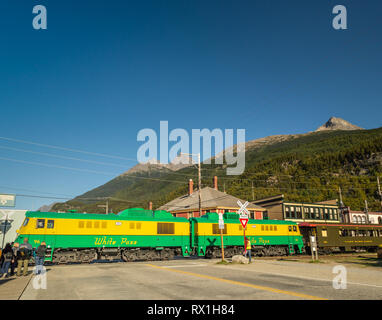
[19,257,382,300]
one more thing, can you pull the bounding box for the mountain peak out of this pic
[315,117,363,132]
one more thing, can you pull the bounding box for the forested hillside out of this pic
[52,127,382,213]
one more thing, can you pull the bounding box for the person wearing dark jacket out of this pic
[10,242,18,276]
[0,243,14,278]
[34,242,46,275]
[17,238,33,276]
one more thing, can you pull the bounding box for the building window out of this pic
[296,207,302,219]
[304,207,309,219]
[379,217,382,224]
[285,206,290,218]
[314,208,320,219]
[324,208,328,220]
[322,230,327,237]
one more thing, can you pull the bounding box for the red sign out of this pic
[240,217,248,229]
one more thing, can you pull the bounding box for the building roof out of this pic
[157,187,265,212]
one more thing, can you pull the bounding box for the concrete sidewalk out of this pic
[0,272,33,300]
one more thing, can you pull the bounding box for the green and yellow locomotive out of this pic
[15,209,304,263]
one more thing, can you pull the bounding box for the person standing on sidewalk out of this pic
[0,243,14,278]
[34,242,46,275]
[17,238,33,276]
[10,242,19,276]
[245,237,252,263]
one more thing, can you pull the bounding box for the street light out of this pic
[180,152,202,218]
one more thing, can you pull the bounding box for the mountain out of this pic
[122,154,193,175]
[52,118,382,213]
[315,117,363,132]
[38,202,59,212]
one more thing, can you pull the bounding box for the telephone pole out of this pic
[251,181,254,201]
[98,200,109,214]
[364,199,369,224]
[181,152,202,217]
[377,177,382,210]
[338,187,345,222]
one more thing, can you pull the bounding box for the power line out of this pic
[0,136,138,162]
[0,156,188,184]
[0,145,128,168]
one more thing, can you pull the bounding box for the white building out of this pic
[342,207,382,224]
[0,209,27,246]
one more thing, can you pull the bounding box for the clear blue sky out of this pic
[1,0,381,210]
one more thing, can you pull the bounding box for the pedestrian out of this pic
[245,237,252,263]
[17,238,33,276]
[0,243,14,278]
[34,241,46,275]
[10,242,19,276]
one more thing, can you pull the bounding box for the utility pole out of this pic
[198,153,202,218]
[364,199,369,224]
[1,211,9,250]
[181,152,202,217]
[251,181,254,201]
[338,186,344,222]
[377,177,382,210]
[97,200,109,214]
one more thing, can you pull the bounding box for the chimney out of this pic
[213,176,218,190]
[148,201,153,211]
[188,179,193,195]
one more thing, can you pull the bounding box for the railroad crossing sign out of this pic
[0,194,15,207]
[237,200,249,229]
[237,200,249,216]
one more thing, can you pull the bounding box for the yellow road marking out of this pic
[146,264,327,300]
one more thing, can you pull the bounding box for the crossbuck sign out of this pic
[237,200,249,229]
[237,200,249,217]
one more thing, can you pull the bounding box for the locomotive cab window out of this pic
[47,220,54,229]
[288,226,292,232]
[36,219,45,229]
[293,226,297,232]
[22,218,29,227]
